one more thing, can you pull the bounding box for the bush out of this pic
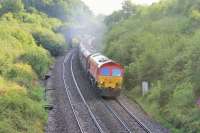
[0,0,88,132]
[0,0,24,15]
[28,86,44,102]
[0,77,26,96]
[0,91,46,133]
[32,29,65,56]
[20,47,51,78]
[104,0,200,132]
[15,11,62,29]
[4,63,37,87]
[165,82,198,132]
[0,21,52,78]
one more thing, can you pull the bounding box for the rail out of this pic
[62,52,84,133]
[70,54,105,133]
[102,100,132,133]
[116,99,152,133]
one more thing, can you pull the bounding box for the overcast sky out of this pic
[82,0,159,15]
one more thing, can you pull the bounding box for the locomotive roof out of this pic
[79,37,123,68]
[90,53,114,68]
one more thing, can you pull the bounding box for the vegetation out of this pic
[0,0,89,132]
[104,0,200,132]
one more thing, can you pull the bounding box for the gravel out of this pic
[105,100,147,133]
[45,55,80,133]
[63,52,100,133]
[117,96,170,133]
[71,49,129,133]
[45,49,169,133]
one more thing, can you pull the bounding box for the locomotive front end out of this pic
[97,62,124,97]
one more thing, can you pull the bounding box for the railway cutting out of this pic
[46,44,169,133]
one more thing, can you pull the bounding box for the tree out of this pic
[122,0,136,18]
[104,0,200,132]
[0,0,24,15]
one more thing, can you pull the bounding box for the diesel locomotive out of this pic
[78,38,124,98]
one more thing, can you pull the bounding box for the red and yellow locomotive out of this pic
[79,42,124,98]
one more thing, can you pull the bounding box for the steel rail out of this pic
[70,54,105,133]
[116,99,152,133]
[102,101,132,133]
[62,52,84,133]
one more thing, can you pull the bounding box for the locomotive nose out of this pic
[98,76,122,89]
[115,83,120,88]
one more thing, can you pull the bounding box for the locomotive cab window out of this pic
[112,69,121,76]
[101,67,110,76]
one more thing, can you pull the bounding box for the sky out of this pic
[82,0,159,15]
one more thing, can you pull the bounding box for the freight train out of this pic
[78,37,124,98]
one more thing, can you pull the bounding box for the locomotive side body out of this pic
[78,40,124,98]
[79,43,92,72]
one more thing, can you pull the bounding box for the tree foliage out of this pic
[0,0,24,15]
[104,0,200,132]
[0,0,88,132]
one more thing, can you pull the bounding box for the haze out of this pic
[82,0,159,15]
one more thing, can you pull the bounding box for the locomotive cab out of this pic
[87,53,124,97]
[96,62,124,97]
[98,64,124,89]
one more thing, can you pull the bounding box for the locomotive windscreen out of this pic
[101,67,110,76]
[112,69,121,76]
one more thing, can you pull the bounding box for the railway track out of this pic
[71,49,153,133]
[62,52,83,133]
[102,100,132,133]
[102,98,152,133]
[46,48,168,133]
[116,99,152,133]
[70,50,131,133]
[62,49,157,133]
[62,51,105,133]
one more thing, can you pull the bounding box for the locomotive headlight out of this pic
[116,83,120,88]
[116,83,118,87]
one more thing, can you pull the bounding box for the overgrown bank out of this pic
[0,0,89,132]
[104,0,200,132]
